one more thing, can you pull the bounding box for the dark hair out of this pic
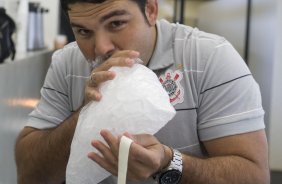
[60,0,147,20]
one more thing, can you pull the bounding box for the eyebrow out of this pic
[100,9,130,23]
[70,22,85,28]
[70,9,130,29]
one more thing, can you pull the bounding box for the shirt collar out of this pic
[148,19,175,71]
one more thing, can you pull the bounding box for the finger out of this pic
[111,50,140,59]
[84,86,102,102]
[89,71,116,87]
[130,134,159,147]
[122,133,160,163]
[96,50,140,71]
[91,139,118,165]
[100,129,119,155]
[122,132,134,140]
[88,151,118,176]
[130,142,156,163]
[97,57,135,71]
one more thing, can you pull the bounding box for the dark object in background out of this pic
[27,2,49,51]
[0,7,16,63]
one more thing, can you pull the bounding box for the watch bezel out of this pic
[158,169,182,184]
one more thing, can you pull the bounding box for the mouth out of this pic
[88,57,104,70]
[88,54,144,70]
[88,53,112,69]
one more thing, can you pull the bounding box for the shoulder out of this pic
[172,23,246,72]
[52,42,84,65]
[174,23,228,57]
[157,19,229,53]
[157,20,231,67]
[50,42,88,76]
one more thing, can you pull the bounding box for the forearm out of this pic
[15,108,82,184]
[181,154,270,184]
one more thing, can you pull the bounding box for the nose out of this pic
[94,31,115,58]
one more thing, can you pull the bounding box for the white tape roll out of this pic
[118,136,133,184]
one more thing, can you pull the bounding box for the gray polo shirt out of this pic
[27,19,265,183]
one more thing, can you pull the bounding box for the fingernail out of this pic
[125,58,134,66]
[131,51,140,56]
[95,94,102,101]
[109,71,116,78]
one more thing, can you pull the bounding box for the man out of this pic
[15,0,270,183]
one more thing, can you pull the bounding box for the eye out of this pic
[77,29,91,37]
[109,20,126,30]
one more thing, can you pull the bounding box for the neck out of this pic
[143,25,158,66]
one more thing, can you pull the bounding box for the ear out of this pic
[145,0,158,26]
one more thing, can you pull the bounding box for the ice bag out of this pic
[66,63,176,184]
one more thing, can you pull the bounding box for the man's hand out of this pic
[88,129,172,182]
[84,50,140,105]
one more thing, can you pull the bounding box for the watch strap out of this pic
[153,148,183,183]
[169,149,183,172]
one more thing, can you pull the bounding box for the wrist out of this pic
[161,145,173,170]
[153,145,172,179]
[153,147,183,184]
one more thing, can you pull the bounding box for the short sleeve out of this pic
[26,50,71,129]
[197,41,265,141]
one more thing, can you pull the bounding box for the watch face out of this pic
[159,169,182,184]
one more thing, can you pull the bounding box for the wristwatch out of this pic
[155,148,183,184]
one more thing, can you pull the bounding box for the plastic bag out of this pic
[66,64,176,184]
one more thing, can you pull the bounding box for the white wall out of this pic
[196,0,247,57]
[269,0,282,171]
[247,0,282,170]
[159,0,246,50]
[248,0,277,136]
[3,0,18,20]
[184,1,202,27]
[0,51,52,184]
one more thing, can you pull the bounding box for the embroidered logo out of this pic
[159,70,184,106]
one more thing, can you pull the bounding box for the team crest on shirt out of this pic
[159,70,184,106]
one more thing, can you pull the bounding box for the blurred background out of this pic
[0,0,281,183]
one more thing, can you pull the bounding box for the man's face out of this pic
[68,0,158,64]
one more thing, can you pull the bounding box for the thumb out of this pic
[123,132,159,147]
